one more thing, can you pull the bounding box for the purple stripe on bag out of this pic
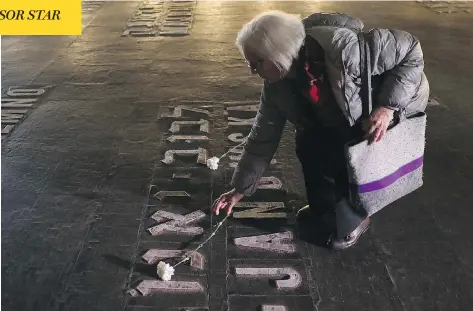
[358,155,424,193]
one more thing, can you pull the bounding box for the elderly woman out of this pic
[213,11,429,250]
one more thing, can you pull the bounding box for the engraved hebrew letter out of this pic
[1,98,37,108]
[233,231,295,253]
[228,116,255,126]
[148,210,205,236]
[257,177,283,190]
[7,88,46,97]
[261,306,287,311]
[135,280,203,296]
[234,267,302,289]
[161,148,208,165]
[169,120,210,133]
[228,133,246,143]
[153,191,190,200]
[226,104,259,112]
[161,105,210,118]
[167,135,209,143]
[172,172,192,179]
[142,249,204,270]
[233,202,287,219]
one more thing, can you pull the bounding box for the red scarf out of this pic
[305,61,322,102]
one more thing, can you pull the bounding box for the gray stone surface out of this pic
[2,1,473,311]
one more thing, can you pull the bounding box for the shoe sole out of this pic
[332,219,370,251]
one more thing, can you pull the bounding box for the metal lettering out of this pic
[1,125,15,135]
[1,109,28,114]
[228,147,244,168]
[161,148,208,165]
[257,176,283,190]
[162,22,190,27]
[172,172,192,179]
[1,98,37,108]
[165,17,192,22]
[142,249,204,269]
[126,21,155,28]
[167,12,192,17]
[1,118,19,125]
[129,16,157,22]
[229,155,241,162]
[135,280,203,296]
[233,202,287,219]
[150,210,195,222]
[228,133,246,143]
[168,6,193,10]
[137,11,162,16]
[153,191,190,200]
[167,135,209,143]
[262,305,287,311]
[160,28,189,36]
[223,100,259,105]
[148,210,205,236]
[161,105,210,118]
[168,11,192,15]
[234,267,302,289]
[233,231,295,253]
[229,147,243,158]
[139,7,162,12]
[226,104,259,112]
[2,113,24,121]
[169,120,209,133]
[229,146,244,154]
[122,28,157,36]
[7,88,45,97]
[228,116,255,126]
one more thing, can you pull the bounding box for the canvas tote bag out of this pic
[345,33,427,216]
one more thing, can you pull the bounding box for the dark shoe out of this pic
[296,205,333,224]
[295,205,313,224]
[296,205,336,248]
[331,217,371,251]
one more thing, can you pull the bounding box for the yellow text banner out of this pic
[0,0,82,35]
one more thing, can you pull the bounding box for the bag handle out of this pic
[357,32,372,118]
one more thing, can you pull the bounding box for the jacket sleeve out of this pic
[368,28,425,111]
[231,81,287,196]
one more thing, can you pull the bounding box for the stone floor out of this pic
[1,1,473,311]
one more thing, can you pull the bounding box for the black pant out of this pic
[295,124,367,237]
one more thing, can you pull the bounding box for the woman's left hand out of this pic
[362,107,394,144]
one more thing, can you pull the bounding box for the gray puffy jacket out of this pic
[231,13,430,196]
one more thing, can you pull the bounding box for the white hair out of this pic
[236,10,305,73]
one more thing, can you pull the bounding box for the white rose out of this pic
[206,157,220,170]
[157,261,175,281]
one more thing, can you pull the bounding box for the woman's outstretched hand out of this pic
[363,107,394,144]
[212,189,244,216]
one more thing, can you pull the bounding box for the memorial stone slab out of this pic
[132,100,309,311]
